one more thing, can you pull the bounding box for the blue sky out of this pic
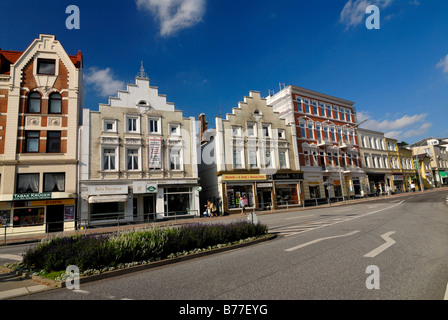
[1,0,448,143]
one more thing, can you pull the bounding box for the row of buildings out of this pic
[0,35,447,235]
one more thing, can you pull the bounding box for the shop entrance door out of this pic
[46,205,64,233]
[257,189,272,210]
[143,195,156,221]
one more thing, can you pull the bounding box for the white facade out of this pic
[79,72,200,225]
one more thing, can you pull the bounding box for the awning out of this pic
[440,171,447,178]
[88,195,128,204]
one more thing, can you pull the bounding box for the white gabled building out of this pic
[78,68,200,226]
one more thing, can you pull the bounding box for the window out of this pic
[27,92,41,113]
[247,123,256,137]
[315,123,322,141]
[37,59,56,75]
[103,148,117,171]
[126,115,140,133]
[300,121,307,139]
[313,101,319,115]
[170,124,181,136]
[16,173,39,193]
[262,124,271,138]
[265,149,273,168]
[169,148,182,170]
[103,119,117,132]
[330,126,336,141]
[248,148,258,168]
[296,98,303,112]
[278,129,286,139]
[319,103,325,117]
[148,117,161,134]
[47,131,61,153]
[232,126,242,137]
[279,150,288,169]
[304,100,311,114]
[307,122,314,140]
[126,148,140,171]
[25,131,39,153]
[325,105,332,118]
[333,106,339,119]
[44,173,65,192]
[48,93,62,114]
[233,147,243,169]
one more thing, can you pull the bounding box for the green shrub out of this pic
[22,221,268,273]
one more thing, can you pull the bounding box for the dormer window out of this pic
[37,59,56,75]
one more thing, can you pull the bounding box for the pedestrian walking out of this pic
[239,195,246,215]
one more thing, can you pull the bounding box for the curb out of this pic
[1,233,277,290]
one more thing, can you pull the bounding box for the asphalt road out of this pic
[6,190,448,301]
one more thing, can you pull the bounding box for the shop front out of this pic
[221,172,303,213]
[81,181,200,225]
[0,193,76,235]
[392,174,405,193]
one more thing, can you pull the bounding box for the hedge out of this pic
[22,221,268,272]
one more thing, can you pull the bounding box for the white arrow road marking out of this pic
[364,231,396,258]
[285,230,361,252]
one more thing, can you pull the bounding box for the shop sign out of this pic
[12,193,51,201]
[31,199,76,206]
[222,174,266,181]
[257,183,273,188]
[393,175,404,181]
[272,173,303,180]
[88,185,128,196]
[133,182,158,194]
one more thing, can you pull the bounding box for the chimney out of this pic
[198,113,208,143]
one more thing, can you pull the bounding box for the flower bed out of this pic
[20,221,268,275]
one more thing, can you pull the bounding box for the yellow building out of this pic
[385,138,402,192]
[398,146,417,192]
[413,153,434,190]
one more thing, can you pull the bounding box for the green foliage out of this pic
[22,221,268,273]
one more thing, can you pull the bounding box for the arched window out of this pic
[27,92,41,113]
[49,92,62,114]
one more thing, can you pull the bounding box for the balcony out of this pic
[317,139,334,147]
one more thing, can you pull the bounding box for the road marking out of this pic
[285,215,314,220]
[285,230,361,252]
[364,231,396,258]
[73,289,90,294]
[277,200,404,238]
[0,254,23,261]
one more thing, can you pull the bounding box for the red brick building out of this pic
[267,85,366,203]
[0,34,84,234]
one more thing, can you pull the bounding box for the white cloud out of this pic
[339,0,393,29]
[436,54,448,74]
[137,0,206,37]
[357,111,432,140]
[84,67,124,97]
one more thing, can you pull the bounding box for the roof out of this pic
[0,49,82,75]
